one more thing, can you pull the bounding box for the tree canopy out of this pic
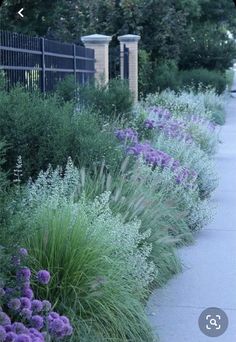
[1,0,236,70]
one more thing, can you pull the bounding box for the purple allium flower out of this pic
[0,326,6,342]
[19,248,28,257]
[62,324,73,336]
[0,288,5,298]
[22,288,34,300]
[31,300,43,313]
[4,325,11,333]
[60,316,69,324]
[144,119,156,129]
[49,318,64,333]
[37,270,50,285]
[5,332,17,342]
[0,312,11,326]
[17,268,31,282]
[20,297,32,310]
[48,312,59,321]
[8,298,21,311]
[11,322,28,334]
[115,128,138,143]
[14,334,31,342]
[42,300,51,312]
[31,315,44,330]
[21,308,32,320]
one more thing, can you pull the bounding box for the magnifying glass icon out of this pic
[210,318,218,326]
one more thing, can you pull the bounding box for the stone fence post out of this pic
[81,34,112,84]
[118,34,140,102]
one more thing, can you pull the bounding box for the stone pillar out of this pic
[81,34,112,84]
[118,34,140,102]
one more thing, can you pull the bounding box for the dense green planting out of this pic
[139,61,228,97]
[0,80,225,341]
[0,85,123,180]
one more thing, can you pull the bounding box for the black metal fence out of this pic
[0,30,95,93]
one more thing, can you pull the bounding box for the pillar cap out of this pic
[81,34,112,45]
[118,34,140,43]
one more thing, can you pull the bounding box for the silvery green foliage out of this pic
[135,161,212,231]
[145,90,211,119]
[153,133,219,198]
[187,197,214,231]
[145,88,225,122]
[77,191,156,292]
[22,164,156,293]
[24,157,80,209]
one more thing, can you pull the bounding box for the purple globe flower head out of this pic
[11,322,28,334]
[31,300,43,313]
[31,315,44,330]
[0,312,11,326]
[4,325,12,333]
[49,318,64,333]
[19,248,28,257]
[5,331,17,342]
[29,328,41,336]
[47,312,59,323]
[8,298,21,311]
[21,308,32,320]
[20,297,32,310]
[29,327,44,342]
[0,326,6,342]
[15,334,32,342]
[42,300,51,312]
[62,324,73,336]
[37,271,50,285]
[22,288,34,300]
[17,268,31,282]
[60,316,69,325]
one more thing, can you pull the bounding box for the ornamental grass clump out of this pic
[12,170,156,341]
[23,197,156,341]
[0,248,73,342]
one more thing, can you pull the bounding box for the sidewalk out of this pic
[147,88,236,342]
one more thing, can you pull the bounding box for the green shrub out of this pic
[79,78,133,121]
[151,60,180,93]
[138,49,153,97]
[179,68,227,94]
[55,75,77,102]
[0,86,123,180]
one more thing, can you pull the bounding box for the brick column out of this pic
[118,34,140,102]
[81,34,112,84]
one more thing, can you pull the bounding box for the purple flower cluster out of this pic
[127,143,173,168]
[127,142,197,184]
[156,119,193,144]
[143,106,194,144]
[0,248,73,342]
[189,114,216,132]
[148,106,172,120]
[115,128,138,143]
